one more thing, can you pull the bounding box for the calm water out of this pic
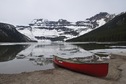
[0,42,126,74]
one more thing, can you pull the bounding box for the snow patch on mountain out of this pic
[17,27,37,41]
[78,28,92,36]
[33,28,59,37]
[96,18,106,27]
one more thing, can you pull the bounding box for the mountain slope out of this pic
[0,23,34,42]
[16,12,114,41]
[66,12,126,42]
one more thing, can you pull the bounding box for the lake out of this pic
[0,42,126,74]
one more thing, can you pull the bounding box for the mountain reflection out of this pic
[0,43,110,64]
[0,42,110,74]
[13,43,84,66]
[0,45,28,62]
[29,57,53,66]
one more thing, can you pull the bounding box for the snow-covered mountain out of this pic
[16,12,115,42]
[66,12,126,42]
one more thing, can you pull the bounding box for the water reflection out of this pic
[29,57,53,66]
[15,43,82,66]
[0,42,111,74]
[75,42,126,50]
[0,45,28,62]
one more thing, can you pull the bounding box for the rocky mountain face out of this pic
[0,23,34,42]
[66,12,126,42]
[86,12,115,28]
[16,12,115,42]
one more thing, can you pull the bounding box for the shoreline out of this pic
[0,54,126,84]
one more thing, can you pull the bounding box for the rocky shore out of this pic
[0,54,126,84]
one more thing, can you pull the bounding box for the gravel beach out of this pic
[0,54,126,84]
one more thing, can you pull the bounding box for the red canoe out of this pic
[53,55,109,77]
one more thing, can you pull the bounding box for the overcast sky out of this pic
[0,0,126,25]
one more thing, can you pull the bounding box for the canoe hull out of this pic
[53,56,108,77]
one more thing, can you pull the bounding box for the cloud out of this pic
[0,0,126,25]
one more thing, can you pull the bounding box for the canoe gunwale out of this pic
[53,55,109,64]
